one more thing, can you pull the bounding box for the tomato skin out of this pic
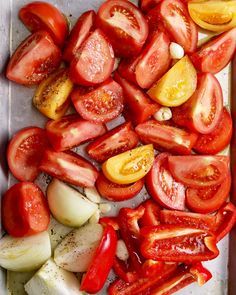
[168,155,229,188]
[87,122,138,163]
[190,28,236,74]
[63,10,95,62]
[136,120,198,155]
[46,114,106,152]
[186,174,231,214]
[7,127,48,182]
[71,78,124,123]
[96,173,144,201]
[140,0,162,13]
[2,182,50,237]
[146,153,186,211]
[194,108,233,155]
[40,149,98,187]
[69,29,114,86]
[172,73,223,135]
[6,31,61,85]
[97,0,148,58]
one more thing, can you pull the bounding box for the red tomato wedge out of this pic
[140,0,162,13]
[46,114,106,152]
[114,72,160,125]
[63,10,95,62]
[39,149,98,187]
[146,5,167,35]
[194,107,233,155]
[96,173,144,202]
[6,31,61,85]
[135,120,198,155]
[168,155,229,188]
[69,29,114,86]
[97,0,148,57]
[71,78,123,123]
[172,73,223,135]
[118,56,141,85]
[19,1,68,46]
[81,225,117,294]
[146,153,186,211]
[7,127,48,182]
[2,182,50,237]
[191,28,236,74]
[186,174,231,214]
[158,0,198,53]
[87,122,138,163]
[139,199,161,227]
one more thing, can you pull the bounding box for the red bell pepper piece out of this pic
[140,199,161,227]
[140,225,219,263]
[215,202,236,242]
[80,225,117,294]
[99,216,120,231]
[113,258,139,283]
[190,262,212,286]
[142,259,164,277]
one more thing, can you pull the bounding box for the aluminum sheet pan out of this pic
[0,1,235,294]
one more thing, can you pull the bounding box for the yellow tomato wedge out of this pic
[147,56,197,107]
[188,1,236,32]
[33,69,73,120]
[102,145,154,184]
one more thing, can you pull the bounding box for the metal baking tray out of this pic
[0,0,235,294]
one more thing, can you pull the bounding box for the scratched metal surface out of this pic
[0,0,233,294]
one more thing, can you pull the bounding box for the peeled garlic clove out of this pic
[116,240,129,261]
[84,187,101,204]
[153,107,172,121]
[170,42,185,60]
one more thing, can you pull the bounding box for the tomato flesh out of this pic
[140,0,162,13]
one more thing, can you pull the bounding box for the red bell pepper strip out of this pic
[80,225,117,294]
[99,216,120,231]
[140,199,161,227]
[113,258,139,283]
[215,202,236,242]
[142,259,164,277]
[190,262,212,286]
[140,225,219,263]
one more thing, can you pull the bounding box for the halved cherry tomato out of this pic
[6,31,61,85]
[147,56,197,107]
[146,153,186,211]
[102,144,154,185]
[97,0,148,57]
[33,69,73,120]
[114,72,160,125]
[80,225,117,294]
[140,0,162,13]
[7,127,48,182]
[168,155,229,188]
[190,28,236,74]
[135,120,198,155]
[139,199,160,227]
[158,0,198,53]
[71,78,123,123]
[188,1,236,32]
[140,225,219,262]
[19,1,68,46]
[69,29,114,86]
[2,182,50,237]
[172,73,223,134]
[40,149,98,187]
[87,122,138,163]
[46,115,106,152]
[96,173,144,202]
[63,10,95,62]
[194,107,233,155]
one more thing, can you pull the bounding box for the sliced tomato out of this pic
[19,1,68,46]
[96,173,144,202]
[114,72,160,125]
[97,0,148,57]
[7,127,48,182]
[2,182,50,237]
[71,78,123,123]
[191,28,236,74]
[6,31,61,85]
[87,122,138,163]
[118,56,141,85]
[194,107,232,155]
[139,199,161,227]
[69,29,114,86]
[146,153,186,210]
[63,10,95,62]
[158,0,198,53]
[140,0,162,13]
[172,73,223,135]
[186,174,231,214]
[40,149,98,187]
[146,5,167,35]
[135,120,198,155]
[168,155,229,188]
[46,114,106,152]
